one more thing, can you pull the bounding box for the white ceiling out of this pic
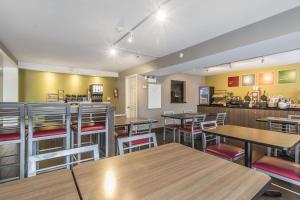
[0,0,300,74]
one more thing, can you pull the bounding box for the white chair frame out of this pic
[163,111,178,142]
[27,103,71,174]
[28,145,99,177]
[0,103,25,182]
[117,133,158,155]
[179,114,206,149]
[72,103,109,161]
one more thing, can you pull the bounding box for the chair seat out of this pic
[33,128,66,138]
[0,133,20,142]
[165,124,179,129]
[206,144,245,160]
[115,130,129,138]
[179,127,202,133]
[253,156,300,182]
[72,123,105,132]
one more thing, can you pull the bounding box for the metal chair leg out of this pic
[192,134,195,149]
[163,127,166,141]
[178,131,181,144]
[77,134,81,162]
[20,141,25,179]
[173,129,176,143]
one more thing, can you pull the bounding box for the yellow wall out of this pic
[19,69,117,105]
[205,63,300,101]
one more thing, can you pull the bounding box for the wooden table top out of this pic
[0,170,80,200]
[161,113,206,119]
[73,143,270,200]
[203,125,300,149]
[114,117,158,127]
[256,117,300,124]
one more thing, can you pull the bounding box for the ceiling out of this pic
[186,49,300,76]
[0,0,300,74]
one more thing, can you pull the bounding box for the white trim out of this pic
[18,61,119,77]
[125,74,138,118]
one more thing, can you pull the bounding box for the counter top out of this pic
[197,104,300,111]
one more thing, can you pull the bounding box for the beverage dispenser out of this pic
[89,84,103,102]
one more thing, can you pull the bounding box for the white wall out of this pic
[0,49,19,102]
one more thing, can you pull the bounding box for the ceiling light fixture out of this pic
[155,9,167,22]
[127,32,134,43]
[109,47,117,56]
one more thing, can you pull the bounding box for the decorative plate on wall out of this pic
[278,69,297,84]
[228,76,239,87]
[258,72,274,85]
[242,74,255,86]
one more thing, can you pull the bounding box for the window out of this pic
[171,80,186,103]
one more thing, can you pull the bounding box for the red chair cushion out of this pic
[115,130,129,138]
[131,138,150,145]
[206,144,244,160]
[0,133,20,142]
[33,128,66,138]
[72,123,105,132]
[179,127,202,133]
[165,124,179,129]
[253,156,300,182]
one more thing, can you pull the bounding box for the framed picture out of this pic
[278,69,297,84]
[258,72,274,85]
[228,76,239,87]
[242,74,255,86]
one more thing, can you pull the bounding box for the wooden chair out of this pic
[201,121,244,161]
[163,111,179,142]
[0,103,25,182]
[117,133,158,155]
[72,103,109,160]
[28,145,99,177]
[178,114,206,149]
[27,103,71,174]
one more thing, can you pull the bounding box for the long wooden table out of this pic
[256,116,300,123]
[0,170,80,200]
[203,125,300,167]
[73,143,270,200]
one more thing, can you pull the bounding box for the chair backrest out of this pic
[27,103,71,138]
[288,115,300,120]
[163,111,175,125]
[268,120,299,134]
[77,103,109,131]
[216,112,227,126]
[117,133,158,155]
[183,110,193,114]
[130,120,153,135]
[0,103,25,142]
[190,114,206,130]
[28,145,99,177]
[201,120,218,130]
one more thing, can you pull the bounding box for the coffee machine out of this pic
[89,84,103,102]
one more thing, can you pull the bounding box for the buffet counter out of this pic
[197,105,300,129]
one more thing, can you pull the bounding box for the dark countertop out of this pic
[197,104,300,112]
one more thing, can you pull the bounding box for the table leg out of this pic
[180,119,184,128]
[244,142,252,168]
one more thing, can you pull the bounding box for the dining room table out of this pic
[161,113,208,127]
[72,143,271,200]
[0,169,80,200]
[202,125,300,168]
[114,117,158,133]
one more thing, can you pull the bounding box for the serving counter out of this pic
[197,105,300,129]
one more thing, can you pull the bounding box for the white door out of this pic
[126,74,138,118]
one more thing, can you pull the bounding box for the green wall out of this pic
[19,69,117,105]
[205,63,300,101]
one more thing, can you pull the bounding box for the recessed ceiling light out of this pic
[155,9,167,22]
[179,53,184,58]
[109,47,117,56]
